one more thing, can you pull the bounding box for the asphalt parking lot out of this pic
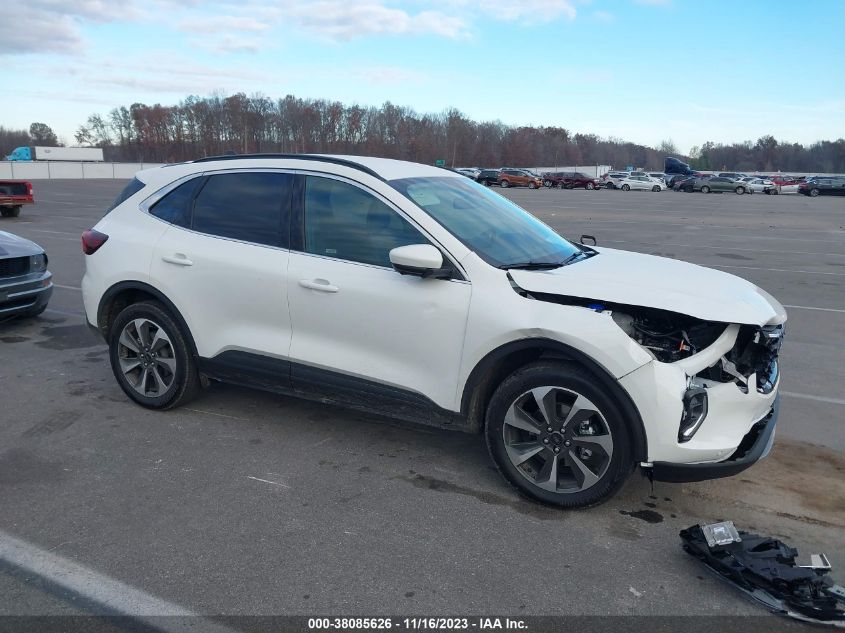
[1,180,843,624]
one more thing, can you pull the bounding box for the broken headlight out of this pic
[698,324,783,394]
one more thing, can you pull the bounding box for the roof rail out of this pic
[191,153,384,181]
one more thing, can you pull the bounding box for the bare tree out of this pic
[29,122,59,146]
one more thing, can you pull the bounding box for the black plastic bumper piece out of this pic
[650,395,779,483]
[680,522,845,625]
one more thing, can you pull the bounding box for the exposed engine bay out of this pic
[608,307,726,363]
[512,283,784,394]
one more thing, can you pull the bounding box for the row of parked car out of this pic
[456,168,605,191]
[455,166,845,198]
[666,173,845,196]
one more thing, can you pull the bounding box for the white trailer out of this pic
[31,146,104,161]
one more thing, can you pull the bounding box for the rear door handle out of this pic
[299,278,339,293]
[161,254,193,266]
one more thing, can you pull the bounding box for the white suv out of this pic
[81,155,786,508]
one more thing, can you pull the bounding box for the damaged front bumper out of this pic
[651,396,779,482]
[618,321,783,481]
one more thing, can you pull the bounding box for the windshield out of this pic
[390,176,581,267]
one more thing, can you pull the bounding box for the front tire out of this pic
[652,185,660,192]
[528,182,537,189]
[621,184,630,191]
[735,186,745,195]
[586,182,595,190]
[500,180,510,188]
[543,180,552,188]
[109,301,201,410]
[485,361,632,508]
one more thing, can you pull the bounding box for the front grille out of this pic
[0,257,30,279]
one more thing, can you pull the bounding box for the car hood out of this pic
[0,230,43,257]
[509,247,786,326]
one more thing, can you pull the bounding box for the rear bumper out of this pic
[0,271,52,316]
[650,396,779,483]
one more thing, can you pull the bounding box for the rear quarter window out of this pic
[149,177,204,227]
[106,177,145,214]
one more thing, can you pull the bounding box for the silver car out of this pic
[0,231,53,318]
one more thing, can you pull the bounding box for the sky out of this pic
[2,0,843,154]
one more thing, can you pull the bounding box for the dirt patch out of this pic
[35,324,101,350]
[396,472,565,521]
[682,438,845,528]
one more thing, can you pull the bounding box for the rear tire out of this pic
[1,206,21,218]
[557,182,565,189]
[485,361,633,508]
[586,182,595,190]
[543,180,552,188]
[810,188,820,197]
[108,301,201,410]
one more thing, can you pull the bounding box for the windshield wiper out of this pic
[498,260,565,270]
[558,251,586,266]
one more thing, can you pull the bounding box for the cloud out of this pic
[592,10,614,21]
[479,0,577,22]
[179,15,270,34]
[279,2,471,41]
[1,0,584,58]
[0,0,147,56]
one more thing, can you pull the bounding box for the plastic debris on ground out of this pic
[680,521,845,627]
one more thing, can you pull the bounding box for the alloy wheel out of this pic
[502,387,613,493]
[117,318,177,397]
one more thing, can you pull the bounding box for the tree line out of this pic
[3,93,844,173]
[0,122,60,156]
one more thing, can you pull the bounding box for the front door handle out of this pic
[299,278,339,293]
[162,254,193,266]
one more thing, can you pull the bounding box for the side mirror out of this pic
[389,244,450,279]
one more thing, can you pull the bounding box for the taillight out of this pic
[82,229,109,255]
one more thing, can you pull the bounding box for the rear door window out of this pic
[191,172,292,247]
